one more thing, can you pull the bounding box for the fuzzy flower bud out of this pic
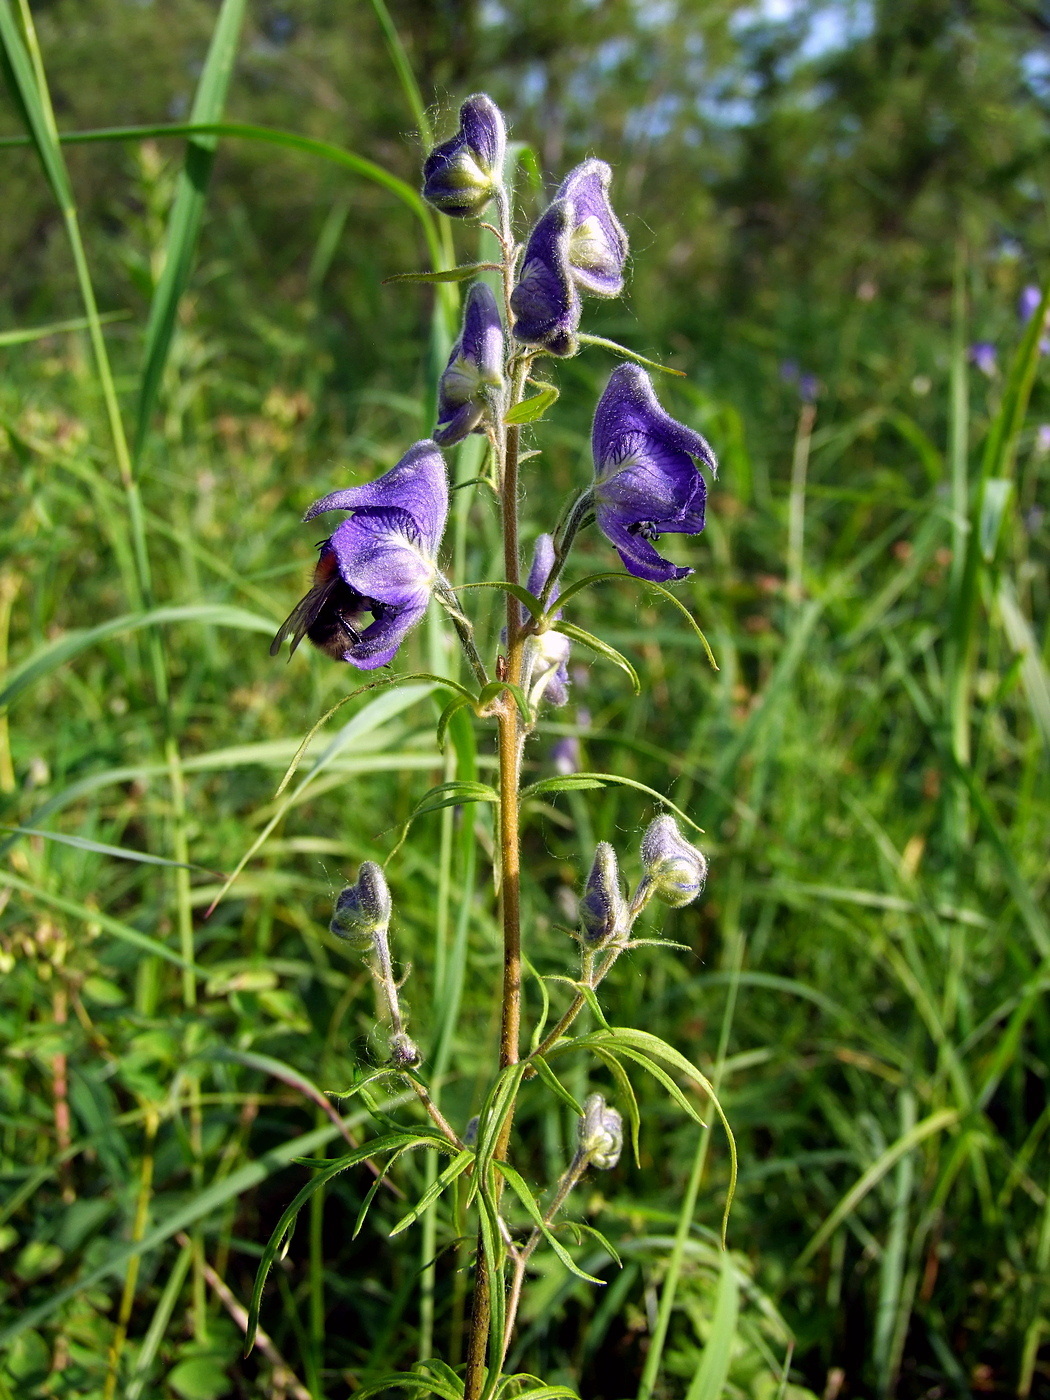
[577,1093,623,1170]
[389,1031,421,1070]
[422,94,506,218]
[579,842,627,946]
[329,861,391,948]
[640,815,707,908]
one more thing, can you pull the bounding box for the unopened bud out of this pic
[463,1115,480,1148]
[329,861,391,948]
[577,1093,623,1171]
[579,842,627,946]
[389,1031,421,1070]
[422,94,507,218]
[640,816,707,908]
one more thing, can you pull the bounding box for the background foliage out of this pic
[1,1,1048,1397]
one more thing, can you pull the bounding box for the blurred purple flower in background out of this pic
[524,533,570,706]
[1037,424,1050,454]
[551,735,581,775]
[435,282,504,446]
[422,94,506,218]
[590,365,716,583]
[272,441,448,670]
[969,342,997,377]
[1019,285,1042,323]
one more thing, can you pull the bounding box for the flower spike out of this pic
[591,365,716,583]
[422,94,507,218]
[435,282,504,446]
[271,441,448,670]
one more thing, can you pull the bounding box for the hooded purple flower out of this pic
[271,441,448,671]
[523,534,570,707]
[435,282,504,446]
[422,94,506,218]
[590,365,716,583]
[511,159,628,355]
[510,200,581,356]
[559,160,629,297]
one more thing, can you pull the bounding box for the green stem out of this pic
[462,206,530,1400]
[636,872,745,1400]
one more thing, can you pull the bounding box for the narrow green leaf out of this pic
[979,477,1012,561]
[437,693,477,748]
[0,868,200,973]
[457,579,545,619]
[385,263,499,284]
[552,621,640,693]
[0,120,445,267]
[504,385,560,425]
[389,1148,474,1237]
[0,310,128,347]
[684,1254,739,1400]
[476,680,532,724]
[0,604,276,712]
[521,772,702,834]
[493,1161,604,1285]
[133,0,247,458]
[0,1107,418,1346]
[554,570,717,669]
[246,1133,441,1353]
[0,826,210,872]
[794,1109,959,1269]
[530,1055,584,1118]
[577,333,685,376]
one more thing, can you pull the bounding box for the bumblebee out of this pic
[270,543,371,661]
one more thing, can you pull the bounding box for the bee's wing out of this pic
[269,575,342,657]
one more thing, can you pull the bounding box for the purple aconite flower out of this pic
[551,735,581,775]
[271,441,448,671]
[509,200,580,355]
[511,159,628,354]
[1020,285,1042,323]
[558,159,629,298]
[435,282,504,446]
[524,533,570,707]
[969,342,997,377]
[422,94,506,218]
[590,365,716,583]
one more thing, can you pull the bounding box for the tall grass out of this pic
[1,3,1048,1397]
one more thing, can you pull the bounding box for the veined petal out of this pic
[593,365,715,475]
[304,441,448,558]
[345,597,430,670]
[329,508,436,609]
[594,507,692,583]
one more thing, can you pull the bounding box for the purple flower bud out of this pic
[579,842,627,946]
[435,282,504,446]
[422,94,506,218]
[577,1093,623,1170]
[389,1031,421,1069]
[330,861,391,948]
[524,534,570,707]
[798,373,819,404]
[551,735,581,775]
[591,365,716,583]
[511,159,628,354]
[640,815,707,908]
[969,342,997,377]
[273,442,448,670]
[1038,424,1050,454]
[1020,285,1042,324]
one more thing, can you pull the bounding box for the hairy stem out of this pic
[463,207,530,1400]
